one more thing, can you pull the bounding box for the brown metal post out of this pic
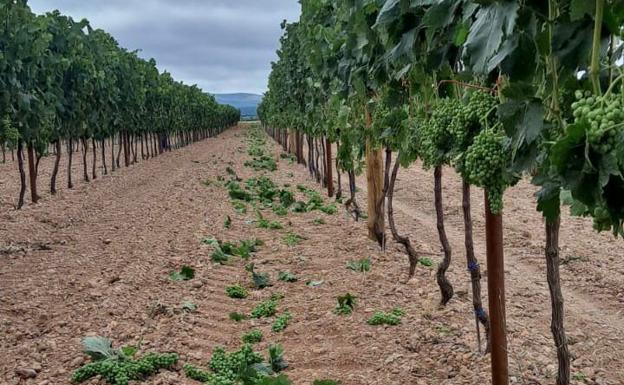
[484,190,508,385]
[326,137,334,197]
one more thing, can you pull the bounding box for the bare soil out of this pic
[1,124,623,385]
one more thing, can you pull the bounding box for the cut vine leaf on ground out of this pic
[181,301,198,313]
[305,280,324,287]
[247,263,272,289]
[169,266,195,281]
[278,271,298,282]
[417,257,434,267]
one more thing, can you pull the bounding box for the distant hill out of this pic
[214,93,263,118]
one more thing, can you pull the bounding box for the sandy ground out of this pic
[0,124,623,385]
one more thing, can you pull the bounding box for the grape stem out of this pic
[437,80,495,94]
[603,73,624,98]
[590,0,605,95]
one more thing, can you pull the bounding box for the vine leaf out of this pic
[498,99,544,150]
[464,1,519,74]
[375,0,401,27]
[570,0,595,21]
[82,336,117,361]
[552,20,593,69]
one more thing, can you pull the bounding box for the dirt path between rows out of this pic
[1,125,622,385]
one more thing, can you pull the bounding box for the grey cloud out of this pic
[29,0,300,94]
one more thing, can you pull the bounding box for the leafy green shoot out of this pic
[346,257,371,272]
[272,312,292,332]
[335,293,357,315]
[367,308,406,326]
[251,297,279,318]
[312,218,326,225]
[268,344,288,372]
[226,284,249,299]
[229,312,247,322]
[283,232,304,246]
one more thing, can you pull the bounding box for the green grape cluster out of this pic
[204,344,264,384]
[251,297,279,318]
[271,312,292,332]
[1,115,20,147]
[372,103,407,141]
[420,98,461,167]
[463,129,507,214]
[449,90,498,149]
[183,363,213,382]
[71,352,178,385]
[371,104,390,135]
[572,90,624,154]
[226,284,249,299]
[242,329,263,344]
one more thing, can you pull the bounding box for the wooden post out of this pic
[288,128,296,154]
[365,106,384,244]
[484,191,509,385]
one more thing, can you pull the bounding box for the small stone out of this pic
[15,368,37,379]
[312,346,327,354]
[191,280,204,289]
[384,353,403,365]
[70,356,85,367]
[103,239,112,245]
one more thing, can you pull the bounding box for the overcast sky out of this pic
[29,1,301,95]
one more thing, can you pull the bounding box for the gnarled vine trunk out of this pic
[91,138,97,180]
[545,215,570,385]
[345,169,361,221]
[51,140,61,194]
[67,138,74,189]
[81,138,90,182]
[462,180,490,352]
[434,165,453,306]
[387,157,419,278]
[326,137,333,197]
[26,142,39,204]
[101,139,107,175]
[335,140,342,199]
[117,133,123,168]
[17,140,26,209]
